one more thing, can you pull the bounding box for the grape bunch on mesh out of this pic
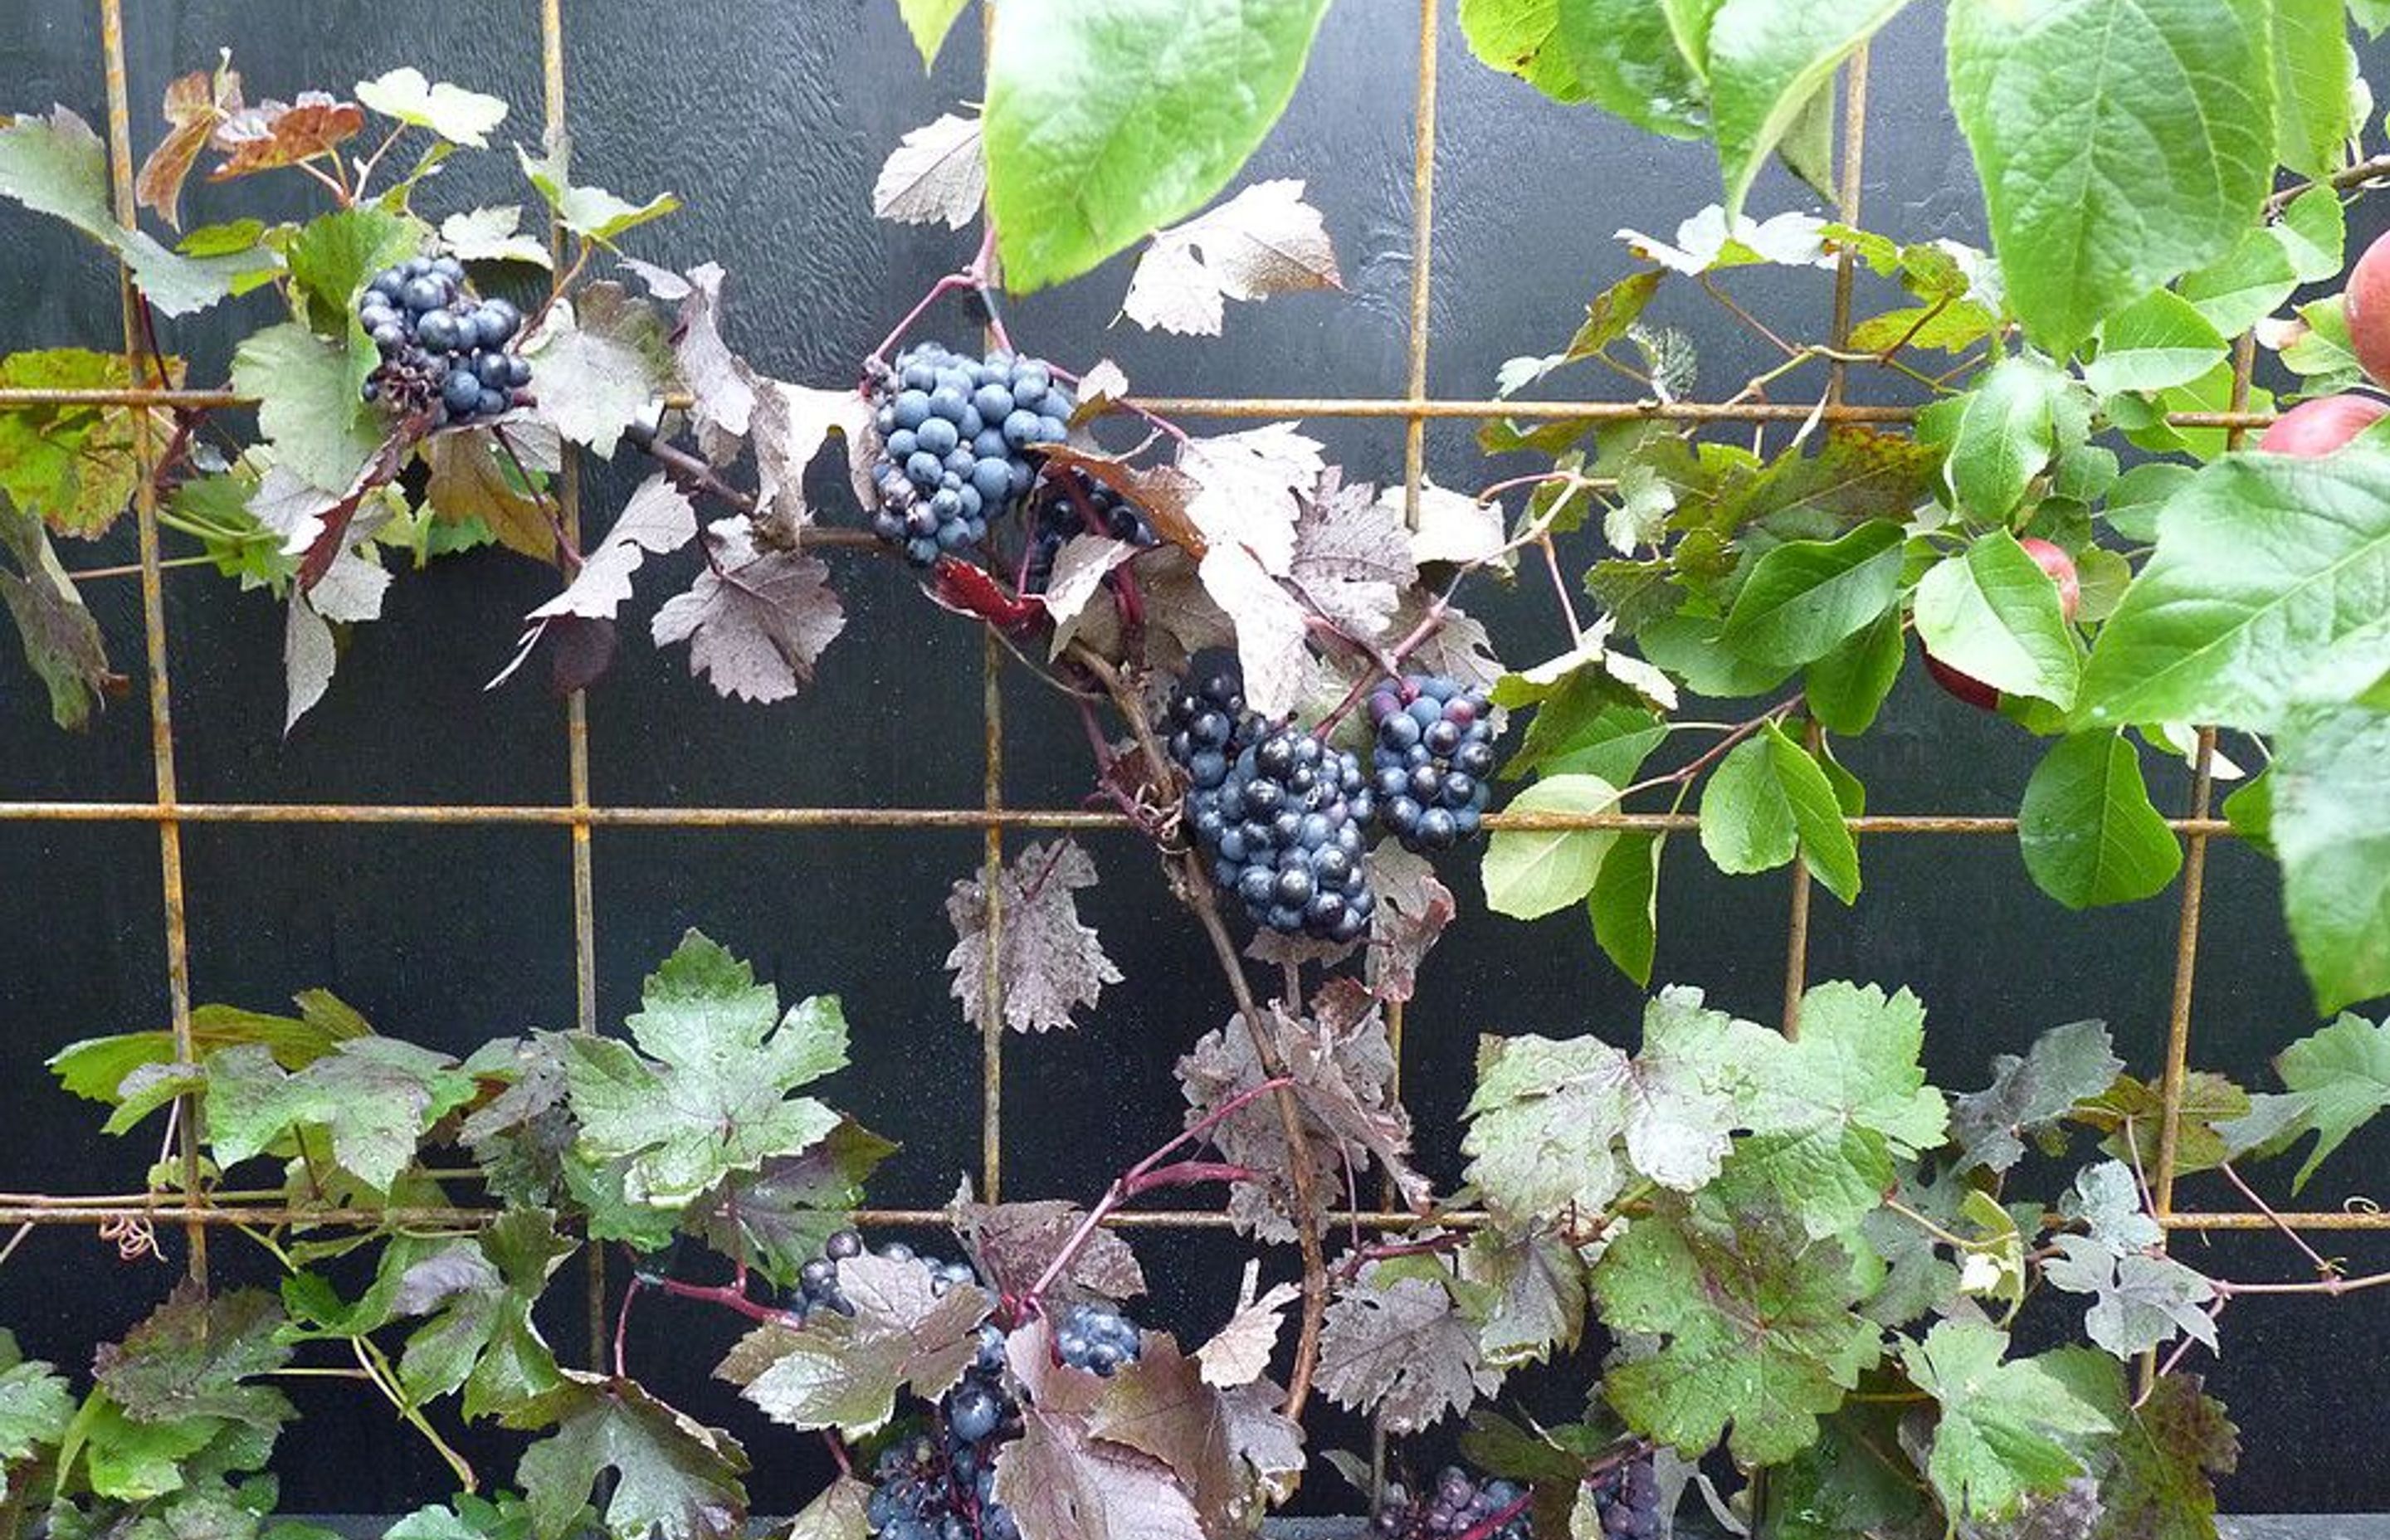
[357,255,529,426]
[1373,1465,1531,1540]
[866,1319,1023,1540]
[1169,663,1377,943]
[1582,1454,1665,1540]
[1022,468,1157,594]
[1368,675,1496,854]
[866,342,1073,568]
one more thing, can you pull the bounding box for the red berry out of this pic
[2260,393,2389,458]
[2344,229,2390,388]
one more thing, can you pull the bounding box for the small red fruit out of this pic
[2260,393,2390,457]
[2344,229,2390,388]
[1923,537,2081,711]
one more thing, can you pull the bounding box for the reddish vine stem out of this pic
[1065,641,1334,1421]
[2219,1160,2341,1279]
[1617,694,1804,802]
[641,1268,798,1327]
[1454,1491,1533,1540]
[1336,1230,1465,1284]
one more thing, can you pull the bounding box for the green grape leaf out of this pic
[2017,732,2182,910]
[2271,1009,2390,1189]
[2041,1235,2218,1359]
[514,1372,748,1540]
[2077,1070,2251,1180]
[93,1285,291,1433]
[204,1038,475,1193]
[1710,0,1911,217]
[1461,1034,1634,1223]
[286,206,424,334]
[1593,1177,1880,1465]
[1454,1229,1588,1371]
[355,68,508,146]
[0,348,177,539]
[0,106,275,314]
[2270,0,2359,179]
[2080,450,2390,730]
[1944,0,2273,356]
[231,323,383,495]
[983,0,1331,294]
[1948,1018,2122,1175]
[0,1330,74,1469]
[1901,1320,2110,1519]
[1720,520,1906,668]
[1481,773,1622,920]
[51,993,365,1109]
[1913,532,2081,709]
[1698,724,1859,902]
[898,0,973,67]
[2268,706,2390,1015]
[717,1255,991,1437]
[565,930,848,1211]
[517,140,679,246]
[2081,288,2229,397]
[1457,0,1710,137]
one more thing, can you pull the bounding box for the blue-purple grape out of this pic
[866,342,1073,568]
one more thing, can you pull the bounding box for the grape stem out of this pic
[1453,1491,1532,1540]
[641,1266,801,1328]
[1022,1077,1290,1307]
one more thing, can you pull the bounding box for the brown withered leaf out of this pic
[1314,1261,1499,1434]
[995,1319,1206,1540]
[943,839,1120,1036]
[1368,845,1456,1004]
[1289,469,1412,642]
[1123,180,1341,337]
[871,111,985,230]
[947,1182,1146,1302]
[1089,1333,1302,1529]
[1195,1261,1300,1389]
[139,56,243,227]
[422,425,556,562]
[651,517,845,704]
[209,91,363,181]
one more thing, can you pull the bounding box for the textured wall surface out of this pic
[2,0,2387,1513]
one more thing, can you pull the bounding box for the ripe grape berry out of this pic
[866,342,1073,568]
[1052,1299,1141,1377]
[1022,469,1156,593]
[1583,1453,1664,1540]
[356,254,529,427]
[787,1230,978,1326]
[1373,1466,1531,1540]
[1368,675,1495,854]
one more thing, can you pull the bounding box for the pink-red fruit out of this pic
[2344,229,2390,389]
[2260,393,2389,457]
[1923,538,2081,711]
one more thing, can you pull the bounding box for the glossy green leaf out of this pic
[1912,532,2082,709]
[1929,356,2077,520]
[2082,288,2229,396]
[1699,724,1859,901]
[2269,706,2390,1014]
[1588,831,1662,986]
[1457,0,1710,137]
[1945,0,2273,355]
[2080,449,2390,730]
[2271,0,2358,179]
[2017,732,2183,909]
[1710,0,1911,217]
[1482,774,1622,919]
[1719,520,1906,667]
[1804,610,1905,736]
[983,0,1332,293]
[2178,221,2301,337]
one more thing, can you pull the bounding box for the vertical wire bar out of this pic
[1373,0,1442,1507]
[981,633,1006,1201]
[99,0,207,1282]
[1781,45,1870,1040]
[978,2,1007,1206]
[539,0,606,1370]
[2144,333,2248,1383]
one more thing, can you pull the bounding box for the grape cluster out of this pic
[1022,470,1157,594]
[1373,1467,1530,1540]
[1052,1300,1141,1377]
[1367,676,1497,854]
[356,255,529,426]
[789,1230,979,1325]
[867,343,1074,568]
[1583,1455,1664,1540]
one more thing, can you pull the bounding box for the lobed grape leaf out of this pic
[0,1331,75,1469]
[2041,1235,2217,1361]
[872,111,985,229]
[1593,1174,1880,1465]
[423,423,559,562]
[785,1476,870,1540]
[651,518,846,704]
[525,282,675,461]
[993,1321,1207,1540]
[943,838,1120,1036]
[0,348,182,539]
[1902,1320,2112,1520]
[283,539,391,731]
[1314,1264,1498,1434]
[513,1372,747,1540]
[94,1285,292,1433]
[1089,1332,1302,1523]
[209,91,363,178]
[2270,1010,2390,1189]
[354,68,506,146]
[564,929,847,1211]
[1948,1019,2122,1176]
[440,204,553,268]
[2064,1362,2239,1540]
[1124,178,1340,336]
[719,1255,990,1437]
[205,1038,475,1193]
[698,1121,897,1289]
[947,1185,1146,1302]
[1454,1228,1588,1372]
[521,474,695,631]
[138,57,243,227]
[518,138,679,245]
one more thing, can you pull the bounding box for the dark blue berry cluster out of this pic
[1022,470,1157,593]
[1374,1466,1530,1540]
[356,255,528,426]
[866,343,1073,568]
[1367,676,1496,853]
[1051,1299,1141,1377]
[1584,1455,1664,1540]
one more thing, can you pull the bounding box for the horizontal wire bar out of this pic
[0,384,2280,431]
[0,1201,1467,1231]
[0,801,2236,836]
[2163,1210,2390,1231]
